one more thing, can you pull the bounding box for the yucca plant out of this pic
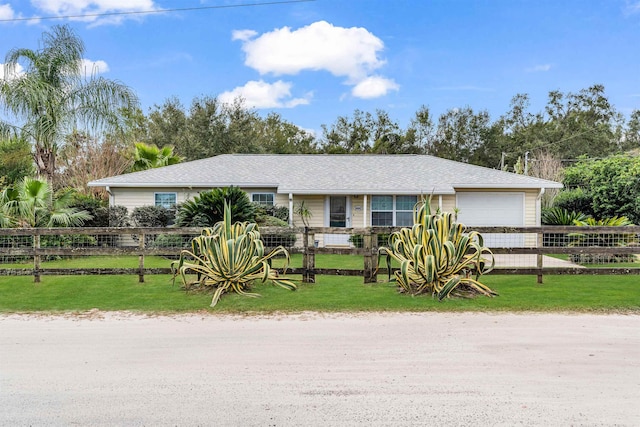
[381,199,497,300]
[171,202,296,307]
[541,207,588,225]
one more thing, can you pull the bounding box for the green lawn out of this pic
[0,273,637,314]
[0,254,638,313]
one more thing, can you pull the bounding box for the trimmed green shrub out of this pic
[553,188,594,218]
[131,205,173,227]
[70,194,109,227]
[253,203,289,222]
[109,206,130,227]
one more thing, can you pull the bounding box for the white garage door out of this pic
[456,192,525,248]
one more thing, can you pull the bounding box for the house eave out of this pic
[453,182,564,190]
[87,182,280,189]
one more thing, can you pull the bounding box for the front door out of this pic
[325,196,351,246]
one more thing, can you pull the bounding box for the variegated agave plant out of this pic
[171,202,296,307]
[382,199,497,300]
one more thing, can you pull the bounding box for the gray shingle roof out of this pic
[88,154,563,194]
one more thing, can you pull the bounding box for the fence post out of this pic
[537,230,543,284]
[33,232,40,283]
[138,232,145,283]
[302,228,315,283]
[363,228,376,283]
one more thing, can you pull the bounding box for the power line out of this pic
[0,0,316,23]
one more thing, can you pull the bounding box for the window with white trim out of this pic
[371,195,418,226]
[371,195,393,226]
[395,195,417,226]
[154,192,177,209]
[251,193,275,206]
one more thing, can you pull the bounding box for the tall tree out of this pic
[257,112,317,153]
[403,105,436,155]
[182,96,262,160]
[320,109,374,153]
[0,25,138,183]
[624,110,640,152]
[146,97,187,152]
[432,107,492,163]
[543,85,624,159]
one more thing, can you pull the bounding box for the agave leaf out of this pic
[172,200,296,307]
[379,196,497,299]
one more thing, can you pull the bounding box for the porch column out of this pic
[288,193,294,226]
[363,194,368,227]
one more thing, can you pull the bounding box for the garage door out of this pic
[456,192,525,248]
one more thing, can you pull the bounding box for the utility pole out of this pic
[524,151,530,175]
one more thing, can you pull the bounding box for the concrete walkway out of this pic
[493,254,584,268]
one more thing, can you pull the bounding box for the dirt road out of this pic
[1,312,638,426]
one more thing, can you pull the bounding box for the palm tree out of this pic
[131,142,183,172]
[0,25,138,184]
[0,177,91,227]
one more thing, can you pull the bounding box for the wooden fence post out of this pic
[33,233,40,283]
[537,230,543,284]
[363,228,376,283]
[302,228,316,283]
[138,232,145,283]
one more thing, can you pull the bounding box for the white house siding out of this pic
[110,187,199,213]
[109,187,540,249]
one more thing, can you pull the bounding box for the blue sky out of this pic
[2,0,640,135]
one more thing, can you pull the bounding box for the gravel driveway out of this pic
[1,312,638,426]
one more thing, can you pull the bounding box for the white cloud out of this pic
[235,20,386,82]
[219,80,311,109]
[351,75,399,99]
[232,29,257,42]
[233,20,397,99]
[0,63,24,80]
[0,3,15,20]
[30,0,160,25]
[526,64,552,72]
[79,58,109,76]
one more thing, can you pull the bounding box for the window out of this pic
[371,195,393,226]
[154,193,177,209]
[251,193,275,206]
[396,195,417,226]
[371,195,418,226]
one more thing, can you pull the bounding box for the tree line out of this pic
[136,84,639,170]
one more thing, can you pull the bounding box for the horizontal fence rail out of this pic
[1,226,639,283]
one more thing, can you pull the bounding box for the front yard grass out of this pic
[0,272,637,313]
